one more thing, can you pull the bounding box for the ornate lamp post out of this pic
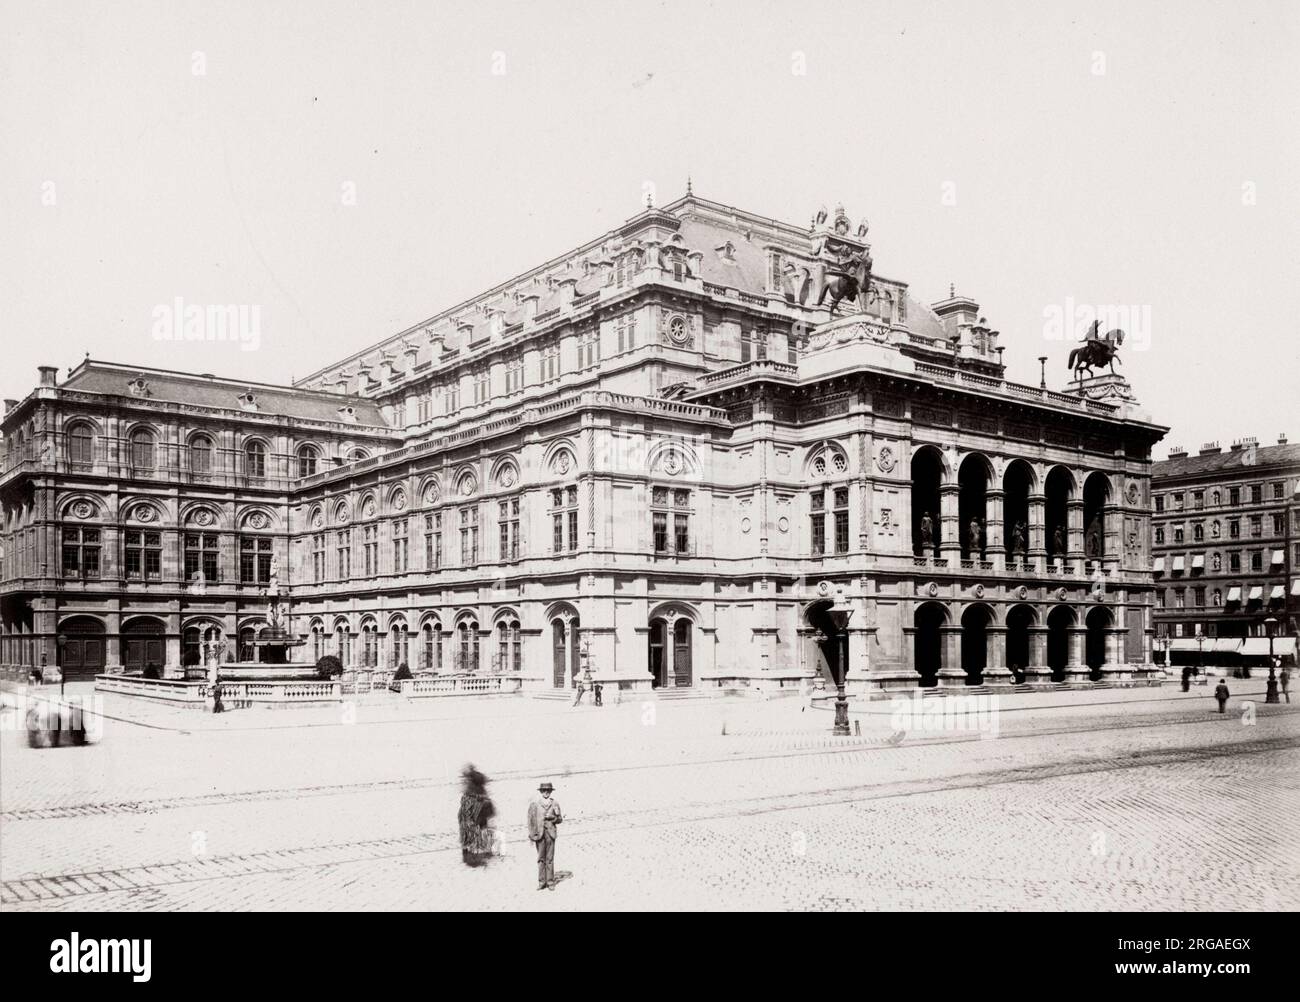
[1195,630,1204,679]
[1038,355,1049,389]
[827,600,854,736]
[1265,617,1280,704]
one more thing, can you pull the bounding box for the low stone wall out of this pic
[95,674,342,707]
[396,674,523,697]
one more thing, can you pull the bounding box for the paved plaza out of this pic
[1,683,1298,911]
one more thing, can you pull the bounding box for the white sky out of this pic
[3,0,1297,457]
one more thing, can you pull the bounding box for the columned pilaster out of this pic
[937,625,965,687]
[1024,626,1051,683]
[1067,498,1085,572]
[986,489,1005,567]
[1066,626,1089,682]
[1028,494,1046,572]
[939,485,961,560]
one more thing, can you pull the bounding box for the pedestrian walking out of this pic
[1214,679,1230,714]
[1181,665,1191,692]
[572,676,586,707]
[457,765,497,868]
[527,782,562,890]
[593,680,603,706]
[1282,667,1291,703]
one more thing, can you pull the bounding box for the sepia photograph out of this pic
[0,0,1295,975]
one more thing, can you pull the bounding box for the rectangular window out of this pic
[1154,496,1164,513]
[474,369,490,405]
[542,344,560,382]
[580,330,600,369]
[499,499,521,560]
[1273,513,1284,534]
[1229,487,1240,506]
[336,530,351,578]
[445,382,460,414]
[392,518,408,573]
[310,533,325,583]
[674,513,689,554]
[186,533,221,583]
[425,513,442,570]
[1250,515,1262,537]
[1272,481,1283,500]
[811,492,826,554]
[833,487,850,554]
[459,506,479,564]
[1250,551,1262,571]
[1229,519,1240,539]
[616,316,637,353]
[363,525,378,576]
[1194,587,1206,607]
[1193,491,1204,509]
[505,357,524,394]
[61,527,101,579]
[240,536,272,584]
[1229,551,1240,572]
[1250,484,1262,504]
[653,512,668,553]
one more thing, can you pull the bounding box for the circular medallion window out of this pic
[72,501,93,519]
[740,517,752,534]
[194,509,215,527]
[424,482,440,505]
[458,473,477,497]
[668,315,689,345]
[778,516,789,533]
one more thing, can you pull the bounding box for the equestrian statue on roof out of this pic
[1068,319,1125,380]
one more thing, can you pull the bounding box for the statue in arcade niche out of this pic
[1011,520,1028,556]
[1086,516,1103,557]
[920,512,935,553]
[1053,524,1066,555]
[968,517,983,556]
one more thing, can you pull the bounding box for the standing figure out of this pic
[1053,524,1066,556]
[1281,666,1291,703]
[593,680,603,707]
[968,517,982,557]
[920,512,934,553]
[527,782,563,890]
[1086,515,1102,557]
[457,765,497,868]
[1214,679,1230,714]
[572,673,586,707]
[1011,520,1027,557]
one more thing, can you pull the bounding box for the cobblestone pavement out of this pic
[2,685,1297,911]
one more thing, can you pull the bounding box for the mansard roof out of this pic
[1153,442,1300,481]
[60,360,389,428]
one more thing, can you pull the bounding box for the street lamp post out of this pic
[1038,356,1049,389]
[1265,617,1280,704]
[827,602,854,736]
[1196,633,1204,680]
[56,633,68,698]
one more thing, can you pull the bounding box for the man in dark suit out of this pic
[527,782,563,889]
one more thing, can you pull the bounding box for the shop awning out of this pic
[1270,585,1285,600]
[1191,554,1205,570]
[1248,586,1263,601]
[1292,579,1300,596]
[1153,557,1166,573]
[1273,549,1285,565]
[1172,555,1186,572]
[1209,638,1244,653]
[1226,586,1242,603]
[1242,637,1298,656]
[1169,639,1201,651]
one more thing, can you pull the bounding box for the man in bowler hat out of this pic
[527,781,563,889]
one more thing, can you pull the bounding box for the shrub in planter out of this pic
[393,662,412,682]
[316,654,343,681]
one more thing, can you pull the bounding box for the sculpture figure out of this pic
[920,512,934,552]
[1067,319,1125,379]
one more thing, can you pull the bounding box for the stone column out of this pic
[984,625,1012,685]
[939,485,961,561]
[1106,627,1125,669]
[986,489,1005,568]
[1067,499,1085,574]
[1024,626,1051,684]
[1067,626,1089,682]
[1028,494,1046,573]
[938,625,965,688]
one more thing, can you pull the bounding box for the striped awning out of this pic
[1153,557,1166,573]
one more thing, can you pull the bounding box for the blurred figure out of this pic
[457,765,497,868]
[1281,666,1291,703]
[1214,679,1230,714]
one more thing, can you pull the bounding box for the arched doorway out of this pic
[1005,605,1035,682]
[122,617,165,674]
[551,614,579,688]
[960,605,992,685]
[60,616,106,681]
[914,602,947,687]
[1085,606,1112,680]
[911,447,944,556]
[183,622,223,670]
[1045,466,1074,561]
[958,455,991,560]
[1046,606,1074,682]
[1003,460,1034,565]
[648,611,693,688]
[804,599,844,688]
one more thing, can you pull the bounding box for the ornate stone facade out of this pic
[0,193,1168,693]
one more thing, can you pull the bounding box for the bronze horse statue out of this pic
[1067,324,1125,379]
[815,249,873,316]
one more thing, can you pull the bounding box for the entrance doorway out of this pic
[60,616,106,681]
[122,617,165,674]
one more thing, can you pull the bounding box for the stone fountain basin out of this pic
[217,663,319,681]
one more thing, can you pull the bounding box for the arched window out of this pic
[391,621,409,669]
[457,620,479,673]
[360,621,378,668]
[245,441,267,480]
[190,436,213,478]
[130,429,156,470]
[297,445,319,479]
[497,618,521,673]
[350,448,369,463]
[67,423,94,468]
[334,622,352,665]
[422,621,442,673]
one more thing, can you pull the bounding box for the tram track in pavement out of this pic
[3,730,1297,905]
[4,702,1296,824]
